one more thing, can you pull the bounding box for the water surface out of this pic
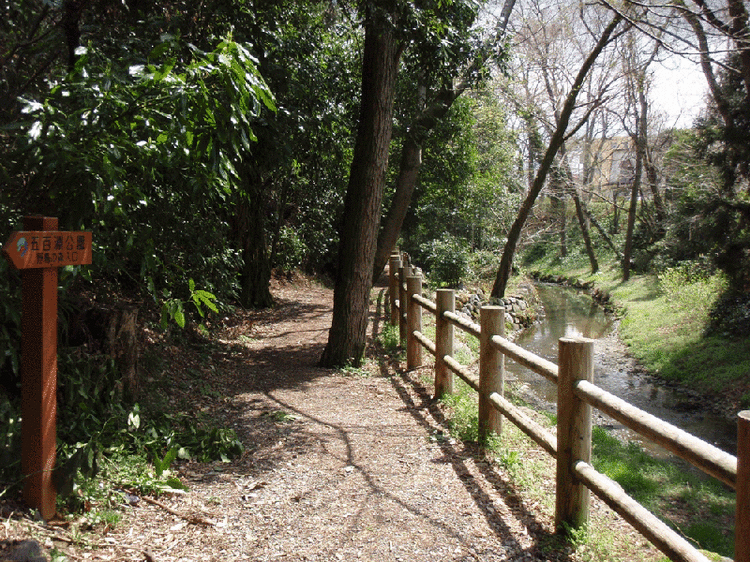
[506,284,736,456]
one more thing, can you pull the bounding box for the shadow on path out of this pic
[178,275,572,559]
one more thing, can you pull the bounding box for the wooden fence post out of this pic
[398,263,407,344]
[406,275,423,370]
[479,306,504,444]
[736,410,750,562]
[389,255,401,327]
[556,337,594,533]
[435,289,454,399]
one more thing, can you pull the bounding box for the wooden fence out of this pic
[386,252,749,562]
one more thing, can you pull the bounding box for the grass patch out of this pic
[262,409,300,423]
[591,427,735,557]
[340,362,372,377]
[612,272,750,401]
[377,323,401,355]
[440,379,480,443]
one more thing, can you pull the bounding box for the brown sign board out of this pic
[3,231,92,270]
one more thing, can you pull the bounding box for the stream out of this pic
[506,283,737,457]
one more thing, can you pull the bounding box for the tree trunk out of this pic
[549,176,567,257]
[269,180,291,269]
[622,133,644,281]
[611,189,620,234]
[372,135,422,282]
[623,58,649,281]
[62,0,89,70]
[587,205,622,259]
[644,146,665,228]
[371,0,520,282]
[622,152,641,281]
[374,85,482,277]
[682,7,734,128]
[320,9,403,368]
[106,306,139,402]
[238,187,273,309]
[572,187,598,273]
[491,14,624,298]
[371,86,467,281]
[559,144,597,273]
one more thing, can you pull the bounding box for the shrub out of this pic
[656,261,724,306]
[467,249,498,281]
[421,235,470,287]
[706,290,750,339]
[273,226,308,271]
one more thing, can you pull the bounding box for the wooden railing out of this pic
[386,252,749,562]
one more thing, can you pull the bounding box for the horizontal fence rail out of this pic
[384,252,746,562]
[490,335,558,383]
[575,379,737,488]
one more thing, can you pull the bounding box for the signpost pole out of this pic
[3,216,92,519]
[20,216,59,519]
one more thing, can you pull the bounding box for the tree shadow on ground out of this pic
[382,362,572,561]
[368,281,573,560]
[147,275,573,559]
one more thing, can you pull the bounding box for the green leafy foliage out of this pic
[399,92,521,276]
[592,426,735,557]
[160,279,218,331]
[0,260,22,390]
[272,227,308,272]
[420,234,470,288]
[653,52,750,292]
[396,0,491,92]
[4,32,274,330]
[0,350,244,508]
[440,380,479,443]
[707,291,750,339]
[376,323,401,355]
[0,398,21,497]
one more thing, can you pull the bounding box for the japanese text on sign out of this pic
[3,231,92,270]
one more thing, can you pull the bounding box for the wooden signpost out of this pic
[2,216,92,520]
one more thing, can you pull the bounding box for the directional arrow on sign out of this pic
[3,231,92,270]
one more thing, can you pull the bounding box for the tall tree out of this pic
[370,0,516,280]
[558,144,599,273]
[320,4,404,367]
[372,87,461,280]
[495,0,624,277]
[620,34,660,281]
[491,12,626,298]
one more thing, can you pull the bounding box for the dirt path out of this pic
[130,280,549,561]
[2,277,659,561]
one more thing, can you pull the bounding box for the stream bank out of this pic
[525,277,738,455]
[453,275,737,456]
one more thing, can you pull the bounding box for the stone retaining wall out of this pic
[454,280,538,331]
